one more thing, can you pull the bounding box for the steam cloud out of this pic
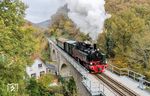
[64,0,110,41]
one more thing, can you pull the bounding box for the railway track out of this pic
[96,73,140,96]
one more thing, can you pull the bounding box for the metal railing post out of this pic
[112,66,113,73]
[138,76,145,90]
[127,70,129,77]
[90,81,91,92]
[103,84,104,93]
[99,83,100,93]
[134,72,135,80]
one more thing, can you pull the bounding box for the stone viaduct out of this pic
[48,39,92,96]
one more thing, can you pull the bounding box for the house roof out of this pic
[46,64,57,70]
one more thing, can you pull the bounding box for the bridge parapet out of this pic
[108,64,150,90]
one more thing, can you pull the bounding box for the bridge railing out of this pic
[107,64,150,89]
[82,75,117,96]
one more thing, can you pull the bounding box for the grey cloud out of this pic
[22,0,65,23]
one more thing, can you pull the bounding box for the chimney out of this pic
[93,44,97,50]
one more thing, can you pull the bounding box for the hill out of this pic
[36,19,51,29]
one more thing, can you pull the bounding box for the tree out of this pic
[0,0,26,27]
[26,78,41,96]
[0,0,40,95]
[105,9,145,56]
[38,74,56,88]
[128,32,150,69]
[99,0,150,79]
[67,77,77,96]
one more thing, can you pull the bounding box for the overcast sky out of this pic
[22,0,65,23]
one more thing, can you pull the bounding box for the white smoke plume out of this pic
[64,0,110,41]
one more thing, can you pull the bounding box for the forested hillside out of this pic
[98,0,150,80]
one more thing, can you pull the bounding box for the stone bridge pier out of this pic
[49,40,92,96]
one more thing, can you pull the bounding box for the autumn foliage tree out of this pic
[98,0,150,79]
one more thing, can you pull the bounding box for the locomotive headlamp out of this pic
[90,62,93,65]
[105,60,107,64]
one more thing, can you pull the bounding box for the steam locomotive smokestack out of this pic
[94,44,96,50]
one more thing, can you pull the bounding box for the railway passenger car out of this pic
[56,38,108,73]
[56,38,67,49]
[65,40,76,55]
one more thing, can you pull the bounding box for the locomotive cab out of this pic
[87,51,106,64]
[101,53,107,64]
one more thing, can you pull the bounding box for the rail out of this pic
[107,64,150,90]
[97,74,139,96]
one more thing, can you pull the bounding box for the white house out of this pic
[26,58,50,79]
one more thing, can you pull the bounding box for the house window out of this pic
[31,73,36,78]
[38,64,42,68]
[40,71,45,77]
[46,68,50,73]
[29,68,33,71]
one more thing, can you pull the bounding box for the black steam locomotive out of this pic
[56,38,108,73]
